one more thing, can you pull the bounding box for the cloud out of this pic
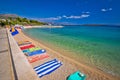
[42,16,62,20]
[101,9,107,12]
[101,8,112,12]
[63,14,90,19]
[109,8,112,11]
[30,14,90,22]
[36,16,62,21]
[82,11,90,14]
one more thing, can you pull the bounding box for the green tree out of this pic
[0,21,6,27]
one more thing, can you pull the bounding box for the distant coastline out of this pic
[23,25,63,29]
[62,24,120,27]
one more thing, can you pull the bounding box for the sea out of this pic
[23,25,120,77]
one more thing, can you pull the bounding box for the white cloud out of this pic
[82,11,90,14]
[81,14,90,18]
[63,15,67,18]
[101,9,107,12]
[30,14,90,22]
[109,8,112,11]
[63,14,90,19]
[101,8,112,12]
[38,16,62,21]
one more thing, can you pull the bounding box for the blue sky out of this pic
[0,0,120,24]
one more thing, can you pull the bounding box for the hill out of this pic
[0,14,19,19]
[0,14,47,26]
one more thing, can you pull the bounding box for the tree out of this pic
[0,20,6,27]
[16,17,20,22]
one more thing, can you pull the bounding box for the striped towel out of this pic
[34,59,62,78]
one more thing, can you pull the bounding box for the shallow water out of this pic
[23,25,120,76]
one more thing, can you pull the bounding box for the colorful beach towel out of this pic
[28,47,41,52]
[34,59,62,78]
[27,53,49,63]
[17,41,29,44]
[18,42,32,46]
[22,49,30,53]
[22,47,41,53]
[19,43,32,47]
[20,44,35,50]
[67,71,86,80]
[27,49,46,56]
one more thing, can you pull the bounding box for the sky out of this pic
[0,0,120,25]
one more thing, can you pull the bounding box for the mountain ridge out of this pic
[0,14,19,19]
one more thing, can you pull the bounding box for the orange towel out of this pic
[27,53,49,63]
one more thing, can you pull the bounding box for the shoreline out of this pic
[23,25,63,29]
[14,29,120,80]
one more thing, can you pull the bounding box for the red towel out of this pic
[20,44,35,50]
[19,43,32,47]
[27,53,49,63]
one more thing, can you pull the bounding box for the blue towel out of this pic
[27,49,46,56]
[22,49,30,53]
[34,59,62,78]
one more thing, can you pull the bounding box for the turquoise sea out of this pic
[23,25,120,77]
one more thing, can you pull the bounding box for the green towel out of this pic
[67,71,86,80]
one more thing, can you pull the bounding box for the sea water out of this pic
[23,25,120,76]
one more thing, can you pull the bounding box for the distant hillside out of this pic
[0,14,19,19]
[0,14,48,26]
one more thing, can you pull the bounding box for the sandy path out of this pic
[14,29,120,80]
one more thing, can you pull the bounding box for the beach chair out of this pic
[27,49,46,56]
[34,59,62,78]
[27,53,49,63]
[67,71,86,80]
